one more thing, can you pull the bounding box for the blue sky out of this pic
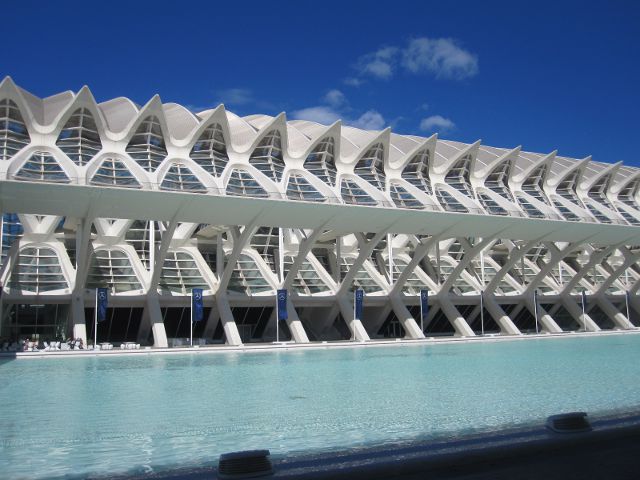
[2,0,639,165]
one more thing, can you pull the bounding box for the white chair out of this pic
[43,342,50,351]
[135,344,140,350]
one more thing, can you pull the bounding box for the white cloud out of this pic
[419,115,455,133]
[293,91,386,130]
[291,106,342,125]
[402,38,478,79]
[349,110,386,130]
[355,46,399,80]
[350,37,478,82]
[343,77,363,87]
[215,88,253,106]
[324,89,346,108]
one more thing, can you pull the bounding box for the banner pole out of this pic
[581,292,587,332]
[533,290,539,334]
[420,296,423,333]
[480,290,484,335]
[276,294,279,344]
[626,291,631,329]
[94,289,98,350]
[190,291,193,348]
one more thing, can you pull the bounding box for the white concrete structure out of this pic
[1,77,639,348]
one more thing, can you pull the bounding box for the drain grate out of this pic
[546,412,592,433]
[218,449,273,479]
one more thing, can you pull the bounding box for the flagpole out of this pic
[94,289,98,350]
[533,290,539,334]
[352,291,356,342]
[420,296,424,333]
[276,295,280,343]
[581,292,587,332]
[480,290,484,335]
[190,291,193,347]
[626,291,631,329]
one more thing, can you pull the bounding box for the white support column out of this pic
[283,227,327,290]
[481,293,521,335]
[389,295,425,339]
[333,231,387,342]
[337,231,387,295]
[279,227,327,344]
[561,295,600,332]
[524,295,563,333]
[202,303,221,339]
[559,245,618,297]
[215,294,243,346]
[485,240,537,294]
[337,294,369,342]
[438,296,475,337]
[596,296,632,329]
[70,217,94,344]
[284,297,309,343]
[390,234,443,296]
[145,292,168,347]
[144,220,179,348]
[218,224,260,290]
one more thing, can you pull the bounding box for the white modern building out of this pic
[0,76,639,347]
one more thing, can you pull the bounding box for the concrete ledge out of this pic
[89,412,640,480]
[3,329,639,360]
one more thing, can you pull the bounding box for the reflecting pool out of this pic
[2,334,640,479]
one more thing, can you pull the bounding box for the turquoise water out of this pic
[2,335,640,479]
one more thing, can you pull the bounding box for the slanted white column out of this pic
[481,293,521,335]
[524,295,563,333]
[337,295,369,341]
[596,296,632,329]
[335,231,387,341]
[337,231,387,295]
[215,294,243,345]
[202,304,221,339]
[389,295,425,339]
[70,217,94,344]
[144,220,180,348]
[281,227,327,343]
[561,296,600,332]
[145,293,168,347]
[438,296,475,336]
[284,298,309,343]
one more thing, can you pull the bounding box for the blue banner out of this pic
[97,288,108,322]
[354,289,364,320]
[277,289,288,321]
[192,288,204,322]
[420,289,429,320]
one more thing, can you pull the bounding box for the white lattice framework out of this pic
[1,77,639,348]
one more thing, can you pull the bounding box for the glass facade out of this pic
[8,246,68,293]
[354,143,385,191]
[249,130,284,182]
[190,124,228,177]
[56,108,102,166]
[14,151,70,183]
[125,116,167,172]
[0,99,30,161]
[304,137,336,186]
[160,163,207,193]
[90,157,141,188]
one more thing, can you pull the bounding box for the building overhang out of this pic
[1,180,639,245]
